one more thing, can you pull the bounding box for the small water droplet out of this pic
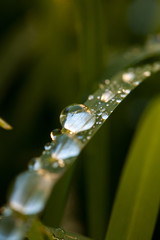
[28,158,41,171]
[123,89,131,94]
[44,142,52,150]
[101,90,114,102]
[52,162,59,168]
[97,112,102,116]
[120,93,126,98]
[122,72,135,83]
[97,96,100,99]
[102,113,108,120]
[153,62,160,72]
[143,71,151,77]
[60,104,96,133]
[50,129,61,141]
[133,81,140,86]
[104,79,110,84]
[88,95,94,100]
[116,99,121,103]
[87,136,91,140]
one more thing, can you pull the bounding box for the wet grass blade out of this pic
[105,97,160,240]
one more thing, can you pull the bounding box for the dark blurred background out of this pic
[0,0,160,239]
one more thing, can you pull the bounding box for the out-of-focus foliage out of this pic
[0,0,160,239]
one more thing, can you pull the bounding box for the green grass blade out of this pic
[105,97,160,240]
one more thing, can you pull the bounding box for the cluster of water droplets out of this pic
[1,59,160,240]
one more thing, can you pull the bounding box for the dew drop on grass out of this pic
[51,134,82,162]
[101,90,115,102]
[122,72,135,83]
[143,71,151,77]
[44,142,52,150]
[88,95,94,100]
[9,170,54,215]
[60,104,96,133]
[28,158,41,171]
[0,215,27,240]
[50,129,61,141]
[104,79,110,84]
[102,113,108,120]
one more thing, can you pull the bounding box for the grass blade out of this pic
[105,97,160,240]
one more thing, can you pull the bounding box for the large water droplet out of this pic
[101,90,114,102]
[60,104,96,133]
[9,170,54,215]
[51,134,81,163]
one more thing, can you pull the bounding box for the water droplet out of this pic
[50,129,61,141]
[116,99,121,103]
[60,104,96,133]
[97,112,102,116]
[104,79,110,84]
[9,170,54,215]
[50,134,82,163]
[88,95,94,100]
[143,71,151,77]
[0,215,27,240]
[97,96,100,99]
[153,62,160,72]
[28,158,41,171]
[87,136,91,140]
[99,83,104,89]
[123,89,131,94]
[133,81,140,86]
[120,93,126,98]
[52,162,59,168]
[102,113,108,120]
[44,142,52,150]
[122,72,135,83]
[101,90,114,102]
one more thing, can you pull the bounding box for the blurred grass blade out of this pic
[105,97,160,240]
[0,118,12,130]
